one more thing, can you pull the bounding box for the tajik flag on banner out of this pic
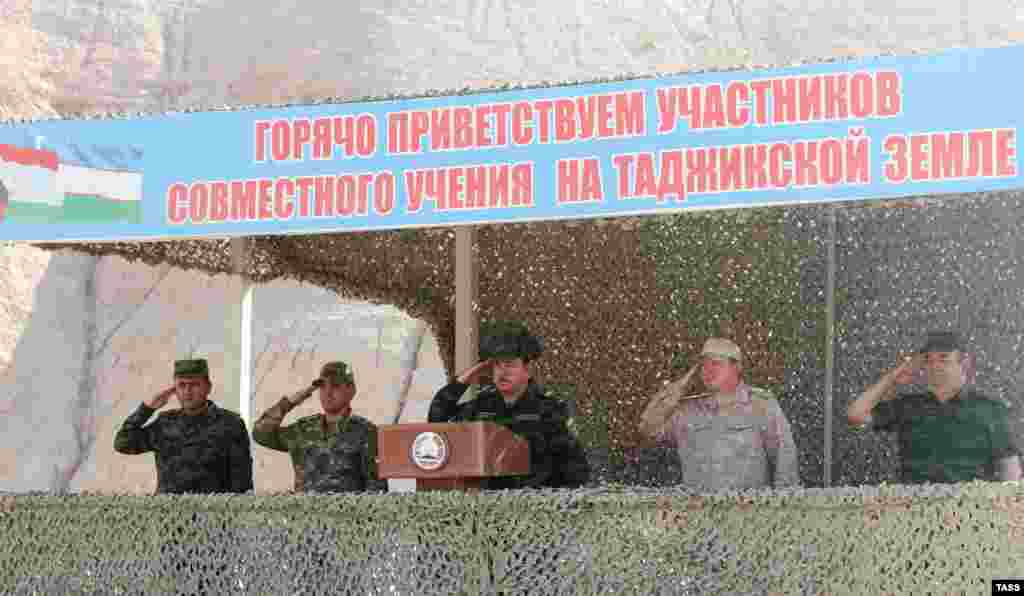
[0,139,142,225]
[0,144,61,212]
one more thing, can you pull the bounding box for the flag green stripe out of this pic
[4,195,141,224]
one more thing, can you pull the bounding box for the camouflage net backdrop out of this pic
[3,483,1023,594]
[40,190,1024,488]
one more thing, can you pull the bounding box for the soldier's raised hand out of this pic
[661,363,701,404]
[287,379,322,405]
[456,360,494,385]
[891,354,922,386]
[145,386,176,410]
[679,362,700,387]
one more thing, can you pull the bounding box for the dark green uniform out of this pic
[873,387,1020,483]
[428,380,591,489]
[114,401,253,494]
[252,397,386,493]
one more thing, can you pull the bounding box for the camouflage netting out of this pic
[3,483,1024,594]
[40,189,1024,487]
[828,191,1024,486]
[41,210,827,485]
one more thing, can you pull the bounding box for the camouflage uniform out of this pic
[428,380,591,489]
[252,362,385,493]
[654,383,801,491]
[113,400,253,494]
[252,400,385,493]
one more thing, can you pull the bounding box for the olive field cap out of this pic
[174,358,209,377]
[701,338,742,363]
[918,331,965,354]
[480,321,543,361]
[319,361,355,384]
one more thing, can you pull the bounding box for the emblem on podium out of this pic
[411,431,449,471]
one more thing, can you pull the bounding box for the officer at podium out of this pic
[428,322,590,489]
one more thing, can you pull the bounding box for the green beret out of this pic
[319,361,354,384]
[480,321,543,361]
[174,358,209,377]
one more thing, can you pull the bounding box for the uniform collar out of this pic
[710,383,752,404]
[181,400,212,417]
[320,413,352,433]
[927,385,968,404]
[508,380,545,405]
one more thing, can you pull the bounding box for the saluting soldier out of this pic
[253,361,385,493]
[428,321,591,489]
[114,358,253,494]
[639,338,801,490]
[847,330,1022,483]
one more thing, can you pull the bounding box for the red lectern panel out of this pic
[377,422,530,491]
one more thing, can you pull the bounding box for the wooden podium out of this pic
[376,422,531,491]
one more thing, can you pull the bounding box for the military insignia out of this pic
[411,431,449,471]
[515,413,541,422]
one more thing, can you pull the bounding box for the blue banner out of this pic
[0,45,1020,242]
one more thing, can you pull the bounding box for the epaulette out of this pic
[968,390,1011,409]
[749,386,777,401]
[540,386,563,401]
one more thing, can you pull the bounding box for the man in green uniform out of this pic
[114,358,253,494]
[847,331,1022,483]
[428,322,590,489]
[252,361,385,493]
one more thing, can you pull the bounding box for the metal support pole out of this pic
[226,237,254,430]
[454,227,479,375]
[824,208,837,487]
